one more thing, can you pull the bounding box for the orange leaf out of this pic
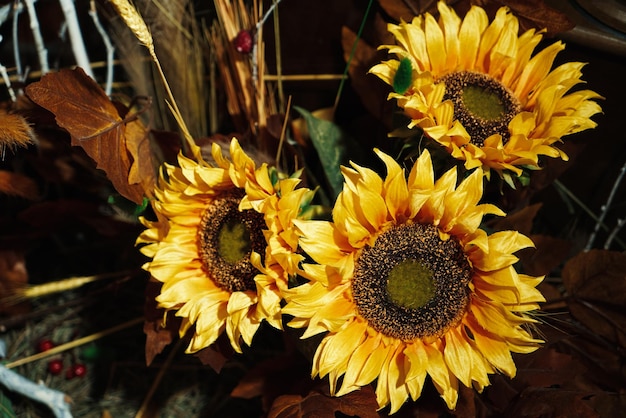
[25,68,147,204]
[0,170,40,200]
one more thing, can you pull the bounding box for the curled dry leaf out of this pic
[25,68,155,204]
[562,249,626,349]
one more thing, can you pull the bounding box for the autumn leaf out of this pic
[506,387,600,418]
[144,279,178,366]
[0,171,40,200]
[488,203,542,236]
[519,234,572,277]
[25,68,152,204]
[562,250,626,348]
[268,386,380,418]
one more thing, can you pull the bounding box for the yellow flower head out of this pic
[370,1,602,180]
[137,138,311,353]
[283,150,545,412]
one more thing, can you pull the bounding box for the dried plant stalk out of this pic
[109,0,201,160]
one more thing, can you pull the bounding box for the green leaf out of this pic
[294,106,353,200]
[393,57,412,94]
[0,390,16,418]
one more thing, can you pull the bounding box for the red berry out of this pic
[37,339,55,353]
[234,30,253,54]
[68,363,87,379]
[48,359,63,375]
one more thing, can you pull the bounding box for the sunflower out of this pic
[370,1,602,181]
[283,149,544,412]
[137,138,311,353]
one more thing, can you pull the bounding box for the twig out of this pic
[585,159,626,250]
[604,218,626,249]
[24,0,49,74]
[270,0,284,111]
[264,74,347,81]
[0,62,16,102]
[88,0,114,95]
[275,94,292,167]
[58,0,94,78]
[553,180,626,249]
[134,338,184,418]
[12,1,23,79]
[4,317,144,369]
[0,341,73,418]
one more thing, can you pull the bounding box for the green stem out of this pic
[333,0,374,112]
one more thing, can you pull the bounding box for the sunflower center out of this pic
[351,223,472,341]
[198,192,266,293]
[439,71,521,146]
[218,218,252,264]
[386,260,434,309]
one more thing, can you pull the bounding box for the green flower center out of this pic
[218,218,252,264]
[462,84,505,121]
[439,71,521,147]
[198,192,266,293]
[352,223,472,341]
[387,260,434,309]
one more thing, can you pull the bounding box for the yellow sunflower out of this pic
[137,138,311,353]
[283,149,544,413]
[370,1,602,181]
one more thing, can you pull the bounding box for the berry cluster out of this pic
[37,339,87,379]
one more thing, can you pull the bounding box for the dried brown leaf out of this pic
[25,68,147,204]
[268,386,379,418]
[377,0,437,22]
[144,278,176,366]
[231,351,312,412]
[562,250,626,348]
[506,387,599,418]
[193,345,228,374]
[489,203,542,236]
[0,170,40,200]
[0,109,36,152]
[518,234,572,277]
